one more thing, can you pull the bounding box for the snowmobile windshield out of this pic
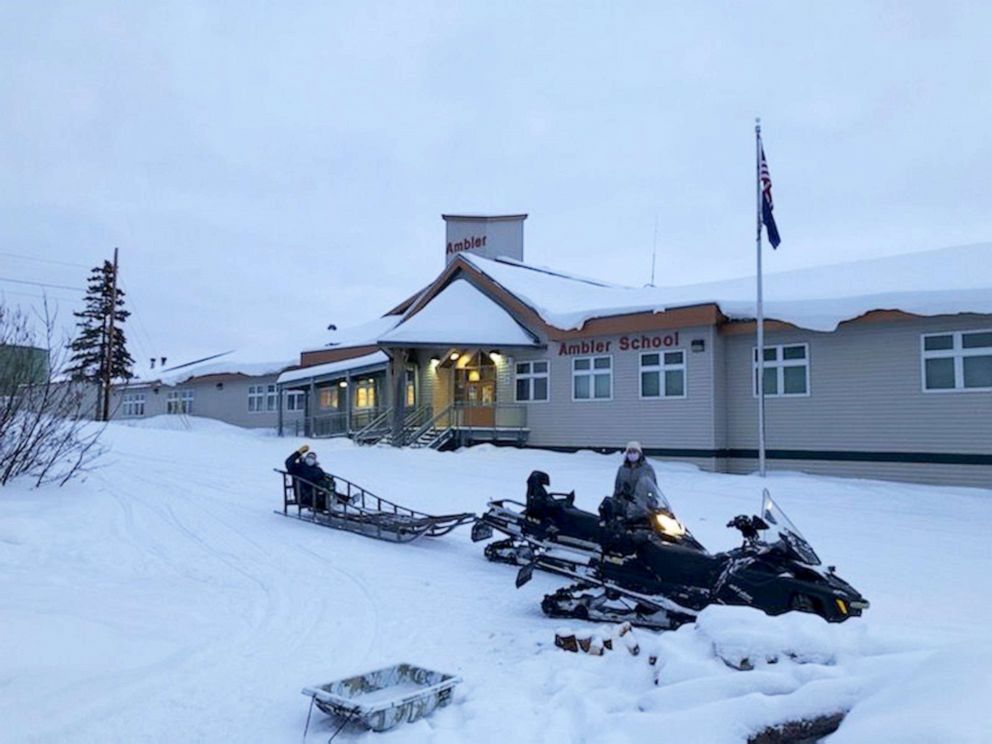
[760,490,821,566]
[634,480,687,538]
[634,478,672,512]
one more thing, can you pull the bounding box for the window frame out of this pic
[639,350,687,400]
[514,359,550,403]
[752,343,811,398]
[247,384,278,413]
[920,330,992,393]
[166,389,194,414]
[121,392,146,417]
[284,390,305,412]
[354,378,377,409]
[571,354,613,402]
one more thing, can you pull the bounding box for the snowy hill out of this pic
[1,420,990,742]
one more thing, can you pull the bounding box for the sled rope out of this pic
[302,694,316,742]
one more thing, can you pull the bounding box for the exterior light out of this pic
[338,381,348,388]
[449,352,460,361]
[488,350,501,362]
[691,339,705,352]
[430,355,440,365]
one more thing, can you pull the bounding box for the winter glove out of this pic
[297,444,310,455]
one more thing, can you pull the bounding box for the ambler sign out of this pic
[446,235,487,256]
[558,332,681,356]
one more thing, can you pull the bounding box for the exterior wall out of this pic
[443,215,525,264]
[110,373,306,430]
[725,457,990,489]
[722,314,992,488]
[512,325,717,460]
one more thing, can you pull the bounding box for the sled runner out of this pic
[275,469,475,543]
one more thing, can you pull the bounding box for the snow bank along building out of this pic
[108,355,305,431]
[276,216,992,489]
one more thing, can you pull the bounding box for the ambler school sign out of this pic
[557,332,681,356]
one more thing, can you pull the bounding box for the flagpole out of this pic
[755,118,767,478]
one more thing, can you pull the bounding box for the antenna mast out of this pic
[650,215,658,286]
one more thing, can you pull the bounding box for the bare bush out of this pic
[0,300,106,487]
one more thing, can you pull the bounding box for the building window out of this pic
[515,360,549,402]
[922,330,992,391]
[248,384,278,413]
[640,351,686,398]
[355,379,377,409]
[406,369,416,408]
[166,390,194,414]
[572,355,612,400]
[319,387,339,410]
[284,391,305,412]
[122,392,145,417]
[753,344,809,397]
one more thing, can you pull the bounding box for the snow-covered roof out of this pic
[276,351,388,386]
[129,352,295,387]
[300,315,401,354]
[377,278,540,347]
[461,243,992,332]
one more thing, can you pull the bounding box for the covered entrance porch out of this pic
[374,277,545,448]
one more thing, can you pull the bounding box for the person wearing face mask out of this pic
[613,441,657,508]
[285,444,331,511]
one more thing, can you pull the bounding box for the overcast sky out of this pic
[2,1,990,366]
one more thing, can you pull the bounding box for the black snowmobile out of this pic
[470,470,691,580]
[477,471,869,630]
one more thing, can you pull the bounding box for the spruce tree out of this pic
[67,252,134,420]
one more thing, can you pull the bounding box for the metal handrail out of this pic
[403,403,433,429]
[353,408,392,441]
[450,402,528,430]
[404,404,454,446]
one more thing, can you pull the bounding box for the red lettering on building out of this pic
[557,339,612,356]
[446,235,488,255]
[563,332,681,355]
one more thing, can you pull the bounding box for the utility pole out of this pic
[101,247,119,422]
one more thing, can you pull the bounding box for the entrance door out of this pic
[454,353,496,427]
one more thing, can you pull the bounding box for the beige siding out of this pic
[513,326,716,453]
[722,314,992,488]
[110,374,306,430]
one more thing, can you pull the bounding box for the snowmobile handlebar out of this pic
[727,514,769,542]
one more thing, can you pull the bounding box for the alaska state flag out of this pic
[759,147,781,248]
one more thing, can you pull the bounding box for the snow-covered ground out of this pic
[2,418,990,743]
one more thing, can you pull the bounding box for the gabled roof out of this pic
[378,278,540,347]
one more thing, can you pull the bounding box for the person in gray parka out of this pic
[612,441,660,524]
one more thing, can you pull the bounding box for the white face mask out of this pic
[626,451,640,463]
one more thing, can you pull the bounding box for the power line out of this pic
[0,275,85,292]
[118,279,157,357]
[0,251,90,269]
[0,288,82,303]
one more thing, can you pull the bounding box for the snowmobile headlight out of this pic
[654,512,686,537]
[834,598,848,615]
